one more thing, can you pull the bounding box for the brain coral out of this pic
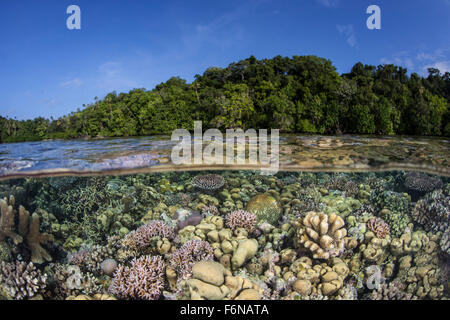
[109,255,165,300]
[295,212,348,260]
[246,194,282,225]
[225,210,257,233]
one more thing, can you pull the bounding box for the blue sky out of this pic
[0,0,449,120]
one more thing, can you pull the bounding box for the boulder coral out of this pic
[182,261,263,300]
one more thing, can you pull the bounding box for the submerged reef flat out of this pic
[0,170,449,300]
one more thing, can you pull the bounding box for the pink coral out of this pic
[122,220,175,251]
[225,210,257,233]
[109,255,165,300]
[170,240,213,280]
[367,217,390,239]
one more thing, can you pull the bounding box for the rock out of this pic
[186,279,228,300]
[235,289,260,300]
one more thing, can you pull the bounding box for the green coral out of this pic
[375,191,411,237]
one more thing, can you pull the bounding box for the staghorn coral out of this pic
[170,240,214,280]
[0,261,47,300]
[0,196,53,264]
[191,174,225,193]
[295,212,348,260]
[109,255,166,300]
[367,217,390,239]
[225,210,257,233]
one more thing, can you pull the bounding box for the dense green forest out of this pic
[1,55,449,143]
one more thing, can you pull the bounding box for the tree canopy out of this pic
[1,55,449,143]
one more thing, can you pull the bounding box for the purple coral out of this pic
[109,255,166,300]
[170,240,213,280]
[122,220,175,250]
[225,210,257,233]
[191,174,225,192]
[367,217,390,239]
[0,261,47,300]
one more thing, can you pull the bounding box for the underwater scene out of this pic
[0,168,449,300]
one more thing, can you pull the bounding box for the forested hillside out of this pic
[1,55,449,143]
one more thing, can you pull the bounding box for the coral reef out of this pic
[246,194,282,225]
[404,172,442,193]
[109,255,165,300]
[191,174,225,193]
[295,212,349,260]
[412,190,449,233]
[170,240,214,280]
[225,210,257,233]
[367,217,390,239]
[0,170,449,301]
[0,196,53,264]
[122,220,175,254]
[0,261,47,300]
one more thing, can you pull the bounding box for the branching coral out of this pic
[225,210,257,233]
[68,236,120,275]
[295,212,348,260]
[0,261,47,300]
[369,280,418,300]
[191,174,225,192]
[109,255,165,300]
[202,204,220,216]
[122,220,175,253]
[170,240,214,280]
[367,217,390,239]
